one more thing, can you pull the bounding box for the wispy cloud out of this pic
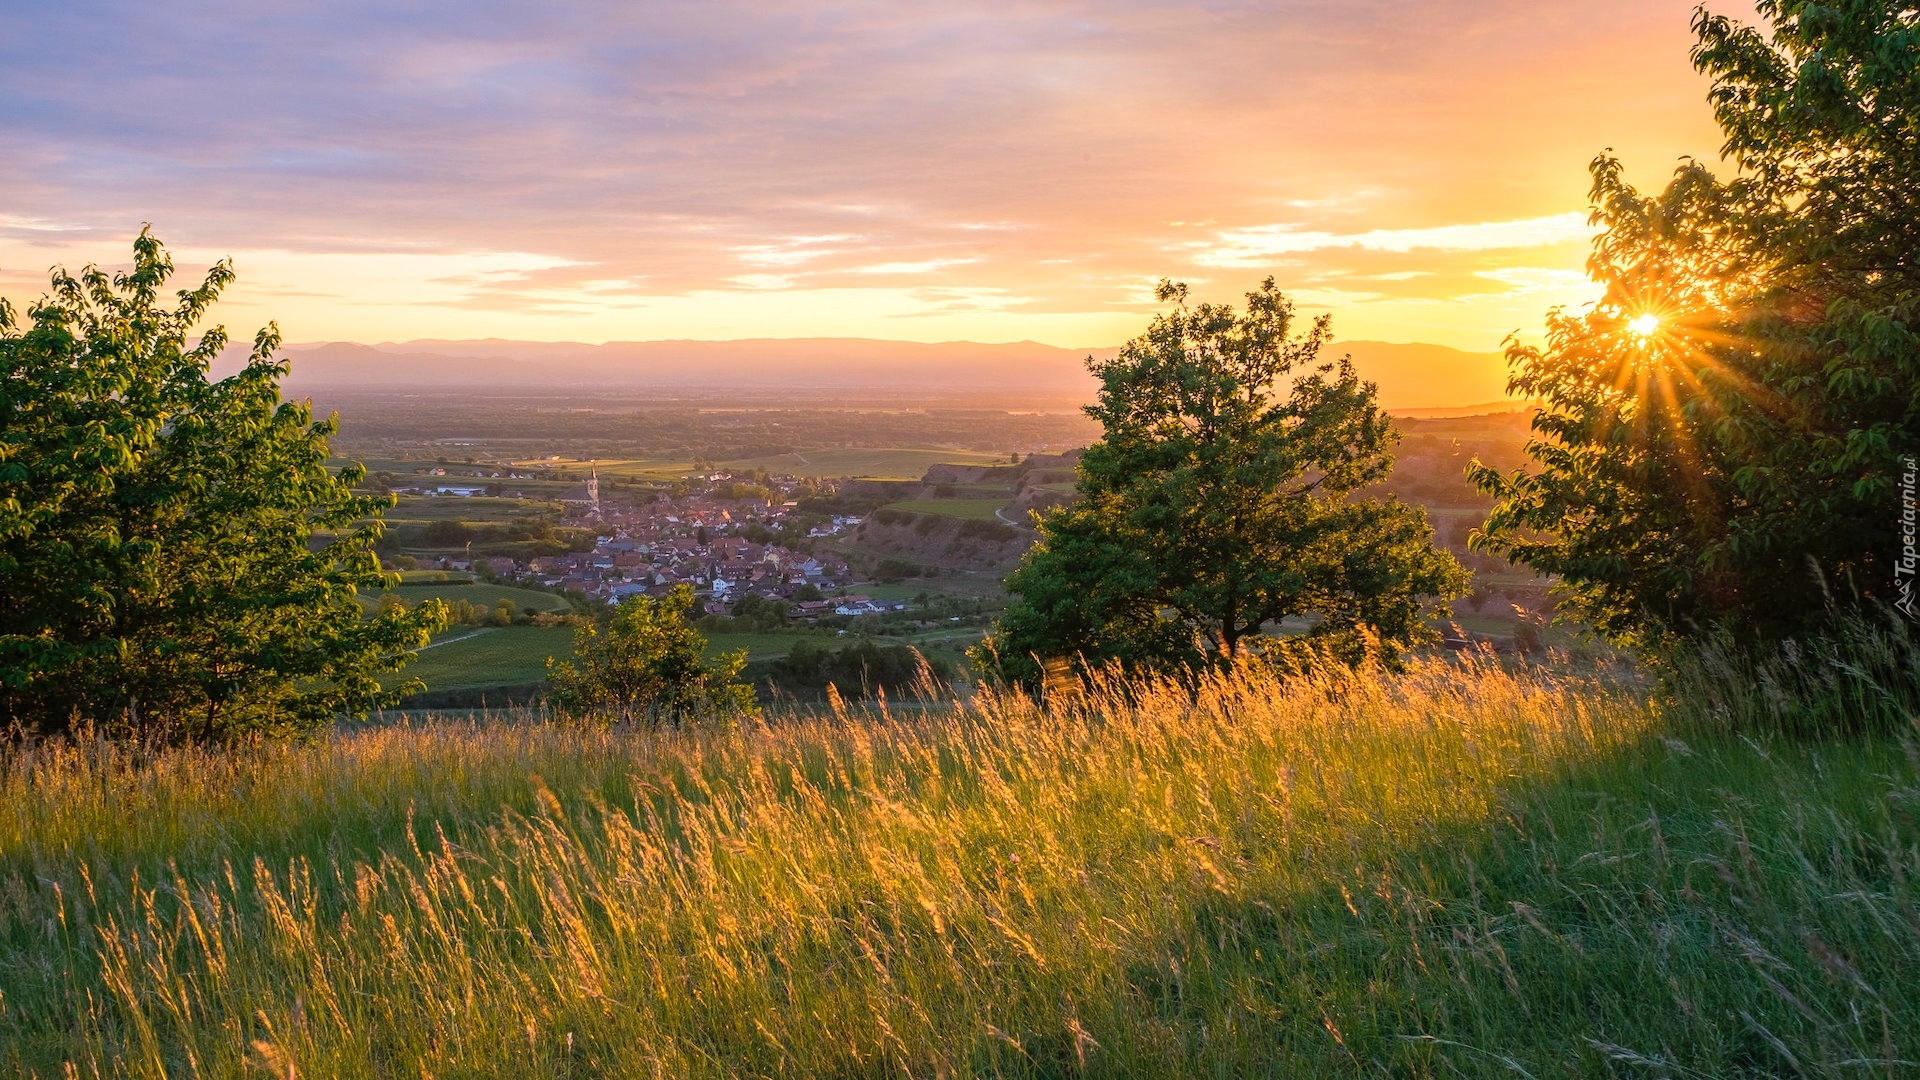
[1189,213,1593,268]
[735,236,858,267]
[0,214,92,234]
[0,0,1716,350]
[852,258,982,276]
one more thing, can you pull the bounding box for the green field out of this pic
[380,581,573,614]
[884,498,1009,520]
[7,661,1915,1075]
[392,569,475,584]
[400,626,833,695]
[939,482,1018,497]
[383,496,563,523]
[492,449,1014,483]
[701,631,832,660]
[503,456,697,482]
[723,447,1009,480]
[400,625,578,691]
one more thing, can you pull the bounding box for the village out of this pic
[394,466,906,621]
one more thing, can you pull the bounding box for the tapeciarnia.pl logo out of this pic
[1899,455,1918,620]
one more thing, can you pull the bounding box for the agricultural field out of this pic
[374,494,597,563]
[882,498,1009,520]
[382,496,564,523]
[722,447,1010,480]
[392,569,469,583]
[499,456,696,482]
[396,626,853,699]
[376,580,573,614]
[399,625,577,691]
[701,631,834,661]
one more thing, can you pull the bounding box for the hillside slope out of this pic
[4,662,1912,1076]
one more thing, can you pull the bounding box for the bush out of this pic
[956,518,1017,542]
[767,638,952,699]
[727,593,791,632]
[546,586,757,726]
[874,558,923,583]
[420,520,475,547]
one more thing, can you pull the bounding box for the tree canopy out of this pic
[0,230,444,741]
[977,280,1464,685]
[1471,2,1920,647]
[546,585,757,726]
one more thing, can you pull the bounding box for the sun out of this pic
[1627,313,1661,337]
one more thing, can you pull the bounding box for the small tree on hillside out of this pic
[0,230,445,741]
[546,586,757,725]
[976,279,1465,685]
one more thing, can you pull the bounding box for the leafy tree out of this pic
[0,230,444,741]
[726,592,790,632]
[1694,1,1920,303]
[1471,3,1920,647]
[545,585,757,725]
[420,519,472,547]
[769,637,951,699]
[977,280,1465,685]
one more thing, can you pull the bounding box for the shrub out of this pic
[956,518,1016,542]
[546,586,757,726]
[768,638,951,699]
[875,558,922,582]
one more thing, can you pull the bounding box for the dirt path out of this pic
[417,628,494,651]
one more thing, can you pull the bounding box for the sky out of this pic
[0,0,1732,352]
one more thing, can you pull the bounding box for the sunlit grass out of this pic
[2,659,1915,1076]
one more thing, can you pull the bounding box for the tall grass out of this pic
[1660,605,1920,738]
[2,659,1916,1077]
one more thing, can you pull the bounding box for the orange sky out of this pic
[1,1,1731,353]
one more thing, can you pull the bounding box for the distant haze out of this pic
[272,338,1511,413]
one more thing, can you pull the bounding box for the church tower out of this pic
[587,465,601,516]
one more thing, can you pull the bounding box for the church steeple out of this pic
[587,465,601,516]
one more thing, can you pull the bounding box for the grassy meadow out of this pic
[3,659,1916,1077]
[378,581,574,614]
[400,625,580,691]
[885,499,1011,521]
[382,497,563,524]
[401,622,902,699]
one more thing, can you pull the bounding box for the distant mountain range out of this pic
[264,336,1516,412]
